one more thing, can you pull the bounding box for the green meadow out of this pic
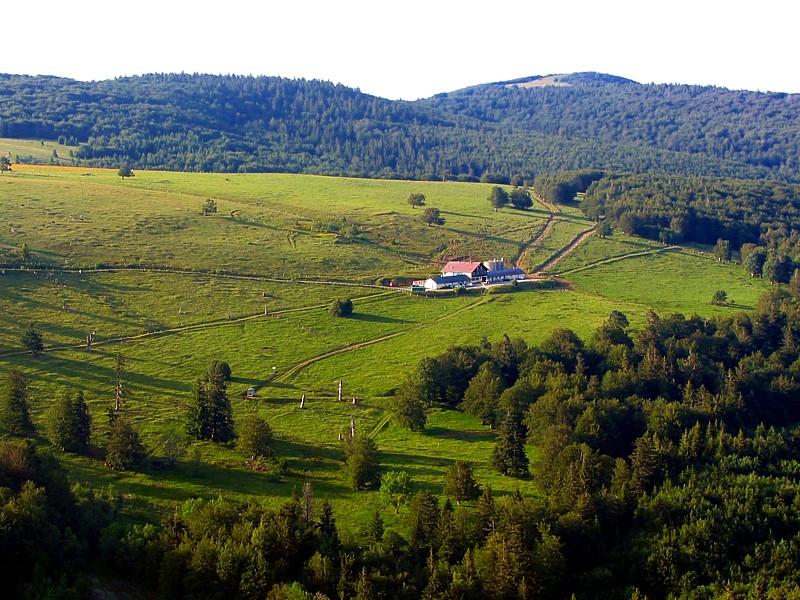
[0,164,772,530]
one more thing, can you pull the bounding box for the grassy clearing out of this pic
[0,165,772,528]
[0,137,81,164]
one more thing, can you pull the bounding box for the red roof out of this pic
[442,261,484,275]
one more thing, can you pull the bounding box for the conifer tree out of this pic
[22,324,44,356]
[105,418,146,470]
[186,369,234,443]
[1,369,34,436]
[443,460,481,505]
[492,409,529,477]
[47,390,92,453]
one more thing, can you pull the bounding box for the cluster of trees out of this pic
[1,72,797,181]
[0,440,121,597]
[386,285,800,595]
[488,186,533,210]
[11,286,800,595]
[580,172,800,249]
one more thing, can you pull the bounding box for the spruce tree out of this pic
[186,370,234,443]
[443,460,481,505]
[105,418,146,470]
[1,369,34,436]
[492,409,529,477]
[22,324,44,356]
[47,390,92,453]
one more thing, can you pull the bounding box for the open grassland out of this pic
[0,137,81,164]
[0,164,772,529]
[0,165,546,282]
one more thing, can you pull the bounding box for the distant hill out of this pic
[0,72,798,181]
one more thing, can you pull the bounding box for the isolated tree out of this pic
[22,324,44,356]
[114,353,126,411]
[186,369,234,443]
[1,369,34,436]
[117,165,134,179]
[713,238,732,262]
[329,297,353,317]
[391,380,427,431]
[443,460,481,505]
[47,390,92,453]
[0,155,11,173]
[380,470,412,513]
[105,418,146,470]
[492,409,528,477]
[18,242,30,264]
[342,433,380,490]
[597,220,612,238]
[208,359,232,381]
[509,187,533,210]
[201,198,218,216]
[488,186,510,211]
[407,193,426,209]
[236,415,274,461]
[711,290,728,306]
[421,207,445,226]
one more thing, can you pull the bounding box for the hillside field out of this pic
[0,164,771,531]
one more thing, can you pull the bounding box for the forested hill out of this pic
[0,71,798,181]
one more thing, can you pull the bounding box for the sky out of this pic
[7,0,798,100]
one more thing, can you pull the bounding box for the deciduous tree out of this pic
[380,470,412,513]
[422,207,445,226]
[489,186,510,211]
[329,298,353,317]
[342,434,380,490]
[390,380,427,431]
[407,193,426,209]
[509,187,533,210]
[236,415,274,461]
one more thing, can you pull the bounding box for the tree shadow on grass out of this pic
[350,313,410,324]
[423,426,495,443]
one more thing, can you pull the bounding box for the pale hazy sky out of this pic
[8,0,798,99]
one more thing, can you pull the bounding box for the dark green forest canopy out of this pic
[1,72,798,180]
[577,172,800,248]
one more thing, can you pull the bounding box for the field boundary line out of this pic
[558,245,680,275]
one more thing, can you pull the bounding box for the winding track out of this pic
[3,198,603,387]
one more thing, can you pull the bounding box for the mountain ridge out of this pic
[0,71,798,181]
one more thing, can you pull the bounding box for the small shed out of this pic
[246,387,256,398]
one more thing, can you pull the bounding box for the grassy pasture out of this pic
[0,164,772,529]
[0,137,80,164]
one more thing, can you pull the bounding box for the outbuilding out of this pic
[423,274,471,290]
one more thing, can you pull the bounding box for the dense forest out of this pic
[7,288,800,598]
[0,72,798,181]
[528,168,800,282]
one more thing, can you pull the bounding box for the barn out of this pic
[423,274,471,290]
